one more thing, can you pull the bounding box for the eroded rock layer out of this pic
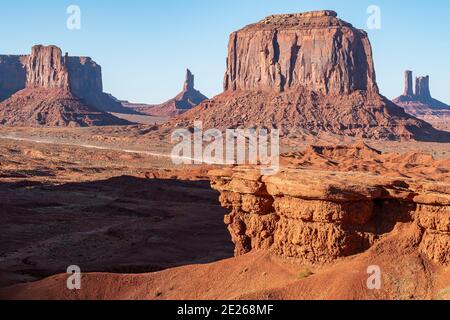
[209,168,450,266]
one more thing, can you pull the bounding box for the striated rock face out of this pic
[0,45,132,127]
[26,45,70,90]
[0,45,130,114]
[210,168,450,266]
[126,69,208,117]
[174,11,449,142]
[224,10,378,95]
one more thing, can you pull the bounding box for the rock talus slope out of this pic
[174,11,448,141]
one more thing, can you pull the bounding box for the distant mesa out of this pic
[394,70,450,117]
[0,45,133,127]
[172,10,449,142]
[123,69,208,118]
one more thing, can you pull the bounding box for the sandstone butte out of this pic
[394,70,450,118]
[123,69,208,117]
[0,45,132,127]
[172,10,450,142]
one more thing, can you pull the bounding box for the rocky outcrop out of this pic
[394,71,450,123]
[126,69,208,117]
[0,45,130,114]
[224,10,378,95]
[210,168,450,266]
[404,70,414,96]
[0,45,131,127]
[26,45,70,90]
[174,11,449,142]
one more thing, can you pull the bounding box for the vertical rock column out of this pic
[415,76,431,99]
[404,70,414,96]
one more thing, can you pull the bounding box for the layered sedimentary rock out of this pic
[0,45,131,127]
[174,10,448,142]
[26,45,70,90]
[210,168,450,266]
[224,10,378,95]
[125,69,208,117]
[0,55,27,101]
[0,45,129,113]
[394,71,450,130]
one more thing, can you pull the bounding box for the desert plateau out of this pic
[0,2,449,305]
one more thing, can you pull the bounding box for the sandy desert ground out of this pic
[0,125,449,300]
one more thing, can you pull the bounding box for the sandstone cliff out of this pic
[210,167,450,266]
[0,45,130,114]
[0,45,131,127]
[173,10,449,142]
[0,55,27,101]
[224,11,378,95]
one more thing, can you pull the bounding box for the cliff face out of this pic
[224,10,378,95]
[210,167,450,266]
[0,45,131,127]
[26,45,70,90]
[0,45,129,114]
[0,55,27,101]
[174,10,448,142]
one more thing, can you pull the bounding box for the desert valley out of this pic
[0,9,449,301]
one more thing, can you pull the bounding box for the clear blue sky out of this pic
[1,0,449,104]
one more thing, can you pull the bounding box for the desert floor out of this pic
[0,125,449,300]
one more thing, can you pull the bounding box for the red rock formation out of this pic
[0,45,131,114]
[404,70,414,96]
[394,71,450,126]
[126,69,208,117]
[0,45,131,127]
[174,11,448,142]
[224,11,378,95]
[26,45,70,90]
[210,167,450,266]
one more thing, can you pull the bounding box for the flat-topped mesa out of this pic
[224,10,378,95]
[26,45,70,90]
